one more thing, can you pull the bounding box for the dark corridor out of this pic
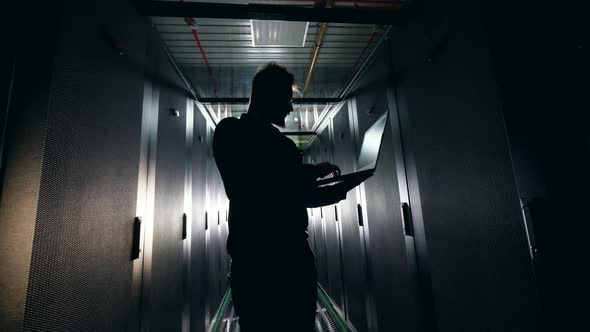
[1,0,588,332]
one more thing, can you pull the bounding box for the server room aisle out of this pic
[4,0,577,331]
[209,286,355,332]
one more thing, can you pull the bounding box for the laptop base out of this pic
[316,169,374,188]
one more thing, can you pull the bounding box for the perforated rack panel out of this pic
[22,1,146,331]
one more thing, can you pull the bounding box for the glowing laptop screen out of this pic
[356,112,388,172]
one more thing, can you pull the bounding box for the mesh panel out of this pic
[22,1,146,331]
[149,65,188,331]
[394,2,542,330]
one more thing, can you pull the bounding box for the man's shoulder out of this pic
[214,117,242,140]
[216,117,241,132]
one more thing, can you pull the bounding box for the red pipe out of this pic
[178,0,399,97]
[261,0,403,7]
[264,0,400,4]
[349,29,377,75]
[184,17,218,96]
[181,0,218,95]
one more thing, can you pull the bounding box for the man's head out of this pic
[248,62,295,128]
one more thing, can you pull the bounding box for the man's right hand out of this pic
[315,162,341,179]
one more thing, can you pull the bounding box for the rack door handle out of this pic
[521,198,541,261]
[182,213,187,240]
[357,204,364,227]
[401,202,414,236]
[131,217,142,260]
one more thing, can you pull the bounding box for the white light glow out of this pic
[250,20,255,46]
[251,20,309,47]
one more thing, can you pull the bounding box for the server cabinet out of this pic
[307,140,329,288]
[149,83,188,331]
[304,152,317,255]
[389,0,542,330]
[212,164,227,303]
[205,125,217,322]
[190,107,210,332]
[331,105,371,332]
[0,51,14,168]
[317,126,345,309]
[355,90,423,332]
[17,1,148,331]
[484,2,589,329]
[0,6,58,330]
[205,124,227,321]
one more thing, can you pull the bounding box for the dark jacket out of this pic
[213,113,342,261]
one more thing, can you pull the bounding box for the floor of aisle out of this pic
[211,286,355,332]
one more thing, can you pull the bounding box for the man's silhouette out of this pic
[213,63,347,331]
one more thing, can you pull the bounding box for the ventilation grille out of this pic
[22,2,145,331]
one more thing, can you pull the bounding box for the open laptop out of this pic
[316,111,388,187]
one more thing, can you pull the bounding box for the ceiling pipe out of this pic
[302,25,391,151]
[302,23,328,95]
[302,0,334,96]
[184,17,218,96]
[267,0,402,7]
[339,25,391,98]
[348,27,378,76]
[138,1,406,25]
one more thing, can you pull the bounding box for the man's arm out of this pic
[213,118,254,201]
[305,184,348,208]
